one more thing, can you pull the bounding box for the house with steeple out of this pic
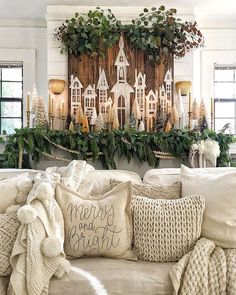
[164,69,173,106]
[111,35,134,127]
[70,75,83,117]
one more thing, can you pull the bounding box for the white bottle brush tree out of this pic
[35,96,48,127]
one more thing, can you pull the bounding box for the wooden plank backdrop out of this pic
[68,34,173,124]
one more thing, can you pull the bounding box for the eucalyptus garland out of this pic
[0,128,233,169]
[54,6,204,63]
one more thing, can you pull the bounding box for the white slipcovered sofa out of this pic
[0,166,235,295]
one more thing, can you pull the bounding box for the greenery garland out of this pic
[54,6,204,63]
[0,128,233,169]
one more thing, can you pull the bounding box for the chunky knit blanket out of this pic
[170,238,236,295]
[7,181,71,295]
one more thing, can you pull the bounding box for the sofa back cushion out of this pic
[78,170,142,195]
[110,179,181,199]
[132,195,205,262]
[181,164,236,248]
[143,169,181,186]
[56,182,136,260]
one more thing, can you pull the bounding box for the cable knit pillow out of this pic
[110,179,181,199]
[56,182,136,260]
[132,195,205,262]
[0,213,20,276]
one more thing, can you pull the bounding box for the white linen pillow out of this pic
[46,160,94,191]
[0,174,31,213]
[56,182,136,260]
[143,169,181,186]
[78,170,142,195]
[181,164,236,248]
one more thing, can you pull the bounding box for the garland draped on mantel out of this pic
[1,128,234,169]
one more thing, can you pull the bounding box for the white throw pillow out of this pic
[0,174,31,213]
[56,182,136,260]
[78,170,142,195]
[143,168,181,186]
[181,164,236,248]
[46,160,94,191]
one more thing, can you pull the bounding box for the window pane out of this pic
[1,118,22,134]
[214,82,234,99]
[2,82,22,98]
[215,101,234,117]
[215,69,234,81]
[215,118,234,133]
[2,68,22,81]
[1,102,21,117]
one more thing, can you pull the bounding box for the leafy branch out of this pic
[0,128,233,169]
[54,6,204,63]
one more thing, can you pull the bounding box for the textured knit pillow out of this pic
[0,213,20,276]
[56,181,136,260]
[110,179,181,199]
[132,195,205,262]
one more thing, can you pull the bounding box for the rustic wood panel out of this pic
[68,34,173,126]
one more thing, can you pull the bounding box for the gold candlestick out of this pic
[26,111,30,128]
[211,112,214,130]
[61,115,66,130]
[188,111,192,131]
[51,115,55,130]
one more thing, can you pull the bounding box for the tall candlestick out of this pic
[48,94,51,115]
[188,92,192,113]
[27,92,30,112]
[62,101,65,117]
[51,97,54,116]
[211,97,215,130]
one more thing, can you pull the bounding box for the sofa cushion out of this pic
[56,182,135,260]
[181,164,236,248]
[0,213,20,276]
[132,195,205,262]
[49,258,174,295]
[110,179,181,199]
[143,168,181,186]
[78,170,142,195]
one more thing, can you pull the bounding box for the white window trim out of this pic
[0,48,36,127]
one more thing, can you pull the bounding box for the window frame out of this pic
[214,63,236,133]
[0,63,23,134]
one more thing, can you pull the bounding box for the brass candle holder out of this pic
[48,113,52,129]
[211,112,214,130]
[51,115,55,130]
[26,111,30,128]
[61,115,66,130]
[188,111,192,131]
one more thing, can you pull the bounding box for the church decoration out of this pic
[68,34,174,132]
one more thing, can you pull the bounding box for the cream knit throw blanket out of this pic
[170,238,236,295]
[8,182,71,295]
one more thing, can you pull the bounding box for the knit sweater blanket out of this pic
[8,182,71,295]
[170,238,236,295]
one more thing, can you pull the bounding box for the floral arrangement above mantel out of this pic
[54,6,204,63]
[0,128,233,169]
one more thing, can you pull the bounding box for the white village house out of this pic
[70,35,173,127]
